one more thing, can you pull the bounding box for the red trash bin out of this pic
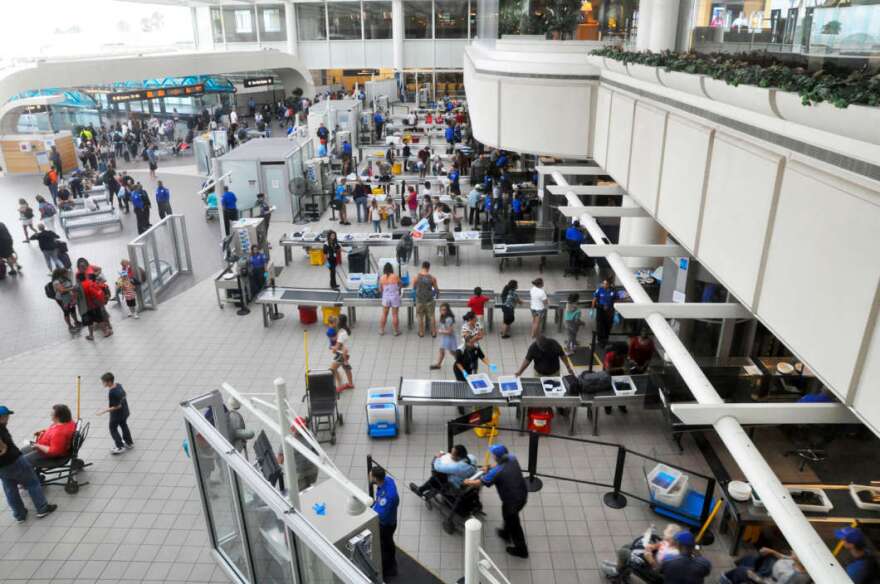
[527,408,553,434]
[298,305,318,325]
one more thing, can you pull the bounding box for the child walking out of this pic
[430,303,457,370]
[116,271,139,319]
[564,293,584,353]
[96,372,133,455]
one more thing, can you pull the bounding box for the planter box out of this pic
[702,78,780,119]
[627,63,661,85]
[657,70,709,99]
[775,91,880,146]
[586,55,606,71]
[603,57,628,75]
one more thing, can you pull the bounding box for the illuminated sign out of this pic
[244,77,274,88]
[109,84,205,103]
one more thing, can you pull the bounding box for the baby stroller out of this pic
[412,456,485,534]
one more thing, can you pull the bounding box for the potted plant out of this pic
[542,0,583,40]
[657,52,712,98]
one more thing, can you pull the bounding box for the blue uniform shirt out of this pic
[512,198,522,214]
[342,142,352,155]
[798,392,833,403]
[372,476,399,526]
[449,169,460,185]
[250,253,267,270]
[594,287,616,309]
[131,190,145,210]
[373,112,384,125]
[565,225,584,243]
[156,186,170,203]
[445,127,455,143]
[221,191,237,210]
[335,184,347,201]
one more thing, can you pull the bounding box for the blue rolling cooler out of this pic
[366,387,398,438]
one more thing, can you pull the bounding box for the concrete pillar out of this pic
[286,1,299,56]
[618,197,665,269]
[392,0,404,73]
[648,0,680,52]
[636,0,653,51]
[190,6,200,50]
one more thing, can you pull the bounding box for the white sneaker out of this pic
[110,446,125,455]
[133,313,139,319]
[124,443,134,450]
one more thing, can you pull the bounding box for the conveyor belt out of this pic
[280,290,340,302]
[430,380,503,400]
[494,243,560,257]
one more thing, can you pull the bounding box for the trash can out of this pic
[308,248,326,266]
[321,305,341,325]
[298,306,318,325]
[527,408,553,434]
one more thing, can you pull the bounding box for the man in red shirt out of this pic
[628,329,656,373]
[467,287,491,327]
[22,404,76,466]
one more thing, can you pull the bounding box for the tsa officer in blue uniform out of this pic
[592,277,617,345]
[465,444,529,558]
[371,466,399,578]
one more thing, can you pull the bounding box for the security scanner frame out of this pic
[180,386,379,584]
[127,214,193,310]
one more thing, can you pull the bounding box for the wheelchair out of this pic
[34,420,93,494]
[413,468,485,535]
[601,533,667,584]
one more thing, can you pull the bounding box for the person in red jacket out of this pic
[81,273,113,340]
[628,329,656,373]
[22,404,76,466]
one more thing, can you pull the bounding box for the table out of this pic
[398,377,581,434]
[253,287,343,327]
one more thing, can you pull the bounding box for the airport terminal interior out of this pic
[1,1,879,584]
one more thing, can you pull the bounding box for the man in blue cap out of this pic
[464,444,529,558]
[836,527,878,583]
[371,466,399,578]
[658,530,711,584]
[0,406,57,523]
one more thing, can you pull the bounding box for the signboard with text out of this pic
[244,77,274,88]
[109,83,205,104]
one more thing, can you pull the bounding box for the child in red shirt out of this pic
[467,287,491,326]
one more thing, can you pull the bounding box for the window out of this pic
[234,9,254,34]
[364,1,393,39]
[328,2,363,40]
[404,0,433,38]
[210,8,224,43]
[297,3,328,40]
[435,0,468,38]
[259,5,287,42]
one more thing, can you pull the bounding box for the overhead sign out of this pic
[244,77,274,88]
[109,84,205,104]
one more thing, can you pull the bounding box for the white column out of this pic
[392,0,404,73]
[636,0,653,50]
[617,196,666,268]
[648,0,680,52]
[286,0,299,56]
[191,6,200,50]
[463,518,481,584]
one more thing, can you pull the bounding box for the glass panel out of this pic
[238,480,294,584]
[593,0,638,42]
[436,0,469,37]
[192,430,249,579]
[222,7,259,42]
[328,2,364,40]
[235,9,254,34]
[297,3,328,40]
[211,8,225,42]
[476,0,499,43]
[404,0,433,38]
[292,530,338,584]
[364,1,393,39]
[259,5,288,42]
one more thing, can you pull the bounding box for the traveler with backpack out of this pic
[29,224,63,273]
[35,195,58,235]
[49,268,82,332]
[18,199,37,243]
[43,169,59,205]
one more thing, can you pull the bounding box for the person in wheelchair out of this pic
[409,444,477,499]
[601,524,710,583]
[22,405,76,468]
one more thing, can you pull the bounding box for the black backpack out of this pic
[44,281,56,299]
[577,371,612,395]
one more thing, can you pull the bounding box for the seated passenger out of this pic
[206,192,218,209]
[600,523,684,581]
[409,444,477,496]
[720,547,810,584]
[22,404,76,466]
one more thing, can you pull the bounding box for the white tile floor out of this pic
[0,163,735,583]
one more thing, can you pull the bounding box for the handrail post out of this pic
[463,518,481,584]
[588,330,596,372]
[697,477,717,545]
[603,446,628,509]
[524,431,543,493]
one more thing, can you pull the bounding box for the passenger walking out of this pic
[43,168,59,204]
[353,181,368,223]
[467,184,482,227]
[529,278,548,339]
[49,146,63,178]
[155,180,172,219]
[18,199,37,242]
[467,287,491,330]
[29,223,64,272]
[386,197,397,230]
[52,268,82,332]
[369,199,382,233]
[499,280,521,339]
[464,444,529,558]
[370,466,399,578]
[96,373,133,454]
[414,261,439,338]
[406,186,419,220]
[0,406,58,523]
[431,303,457,370]
[329,315,354,392]
[461,311,484,346]
[379,263,402,336]
[323,230,342,290]
[80,269,113,340]
[563,293,584,353]
[146,145,158,179]
[36,195,58,235]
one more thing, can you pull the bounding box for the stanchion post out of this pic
[75,376,81,420]
[447,422,455,452]
[603,446,628,509]
[524,432,543,493]
[588,331,596,372]
[463,518,481,584]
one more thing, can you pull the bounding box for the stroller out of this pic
[412,455,485,534]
